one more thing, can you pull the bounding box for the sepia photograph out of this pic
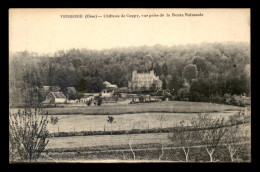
[9,8,251,163]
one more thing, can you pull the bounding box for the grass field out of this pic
[42,101,243,115]
[41,123,251,162]
[41,144,251,162]
[45,123,250,150]
[9,101,250,162]
[46,111,239,134]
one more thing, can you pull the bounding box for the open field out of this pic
[9,101,250,162]
[45,123,250,149]
[40,144,251,162]
[41,123,250,162]
[42,101,243,115]
[46,111,239,134]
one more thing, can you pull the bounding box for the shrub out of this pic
[139,96,144,103]
[188,91,203,102]
[231,95,250,107]
[176,88,190,101]
[224,94,233,105]
[97,97,102,106]
[9,108,49,162]
[223,94,250,107]
[210,95,225,104]
[87,100,91,106]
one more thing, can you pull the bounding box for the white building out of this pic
[128,70,162,91]
[42,92,67,104]
[101,81,118,98]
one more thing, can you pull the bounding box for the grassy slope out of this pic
[43,101,242,115]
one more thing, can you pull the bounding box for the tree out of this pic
[192,56,208,74]
[87,100,91,106]
[225,110,249,162]
[162,63,168,76]
[50,115,59,138]
[157,114,166,160]
[176,82,190,101]
[96,96,102,106]
[191,113,228,162]
[126,133,136,161]
[107,116,116,136]
[168,120,194,162]
[182,64,198,83]
[150,80,160,92]
[154,63,162,76]
[162,78,167,90]
[9,108,49,162]
[89,77,105,93]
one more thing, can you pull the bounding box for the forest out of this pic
[9,42,250,107]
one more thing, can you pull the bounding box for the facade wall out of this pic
[55,98,66,103]
[129,70,162,90]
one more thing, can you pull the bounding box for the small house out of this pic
[40,86,61,98]
[101,81,118,98]
[42,92,67,104]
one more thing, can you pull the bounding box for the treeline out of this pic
[9,42,250,107]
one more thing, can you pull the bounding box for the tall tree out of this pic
[182,64,198,83]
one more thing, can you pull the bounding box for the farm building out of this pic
[101,89,114,97]
[40,86,61,98]
[42,91,67,104]
[103,81,118,89]
[79,93,100,103]
[128,70,162,91]
[101,81,118,98]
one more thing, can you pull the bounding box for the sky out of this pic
[9,8,250,55]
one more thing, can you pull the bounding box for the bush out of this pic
[210,95,225,104]
[176,88,188,101]
[230,95,250,107]
[9,108,49,162]
[188,91,204,102]
[223,94,250,107]
[224,94,232,105]
[97,97,102,106]
[139,96,144,103]
[87,100,91,106]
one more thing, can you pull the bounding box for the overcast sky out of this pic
[9,8,250,54]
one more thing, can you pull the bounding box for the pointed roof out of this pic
[103,81,118,88]
[50,92,66,99]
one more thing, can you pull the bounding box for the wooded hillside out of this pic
[9,42,250,107]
